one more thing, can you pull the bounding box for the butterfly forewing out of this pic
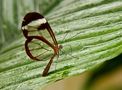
[23,17,57,46]
[38,24,57,46]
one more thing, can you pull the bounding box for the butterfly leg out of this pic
[25,38,40,61]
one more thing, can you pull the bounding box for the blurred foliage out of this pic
[0,0,122,90]
[84,53,122,90]
[0,0,61,49]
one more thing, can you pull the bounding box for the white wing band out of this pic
[28,18,47,27]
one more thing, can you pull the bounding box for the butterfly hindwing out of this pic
[27,38,54,61]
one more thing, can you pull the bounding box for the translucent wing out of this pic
[37,22,58,46]
[26,38,54,61]
[22,12,58,46]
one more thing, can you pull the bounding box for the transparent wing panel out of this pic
[27,25,56,45]
[38,28,55,45]
[28,38,54,61]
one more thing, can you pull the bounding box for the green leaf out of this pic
[0,0,122,90]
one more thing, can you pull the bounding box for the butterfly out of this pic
[21,12,62,76]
